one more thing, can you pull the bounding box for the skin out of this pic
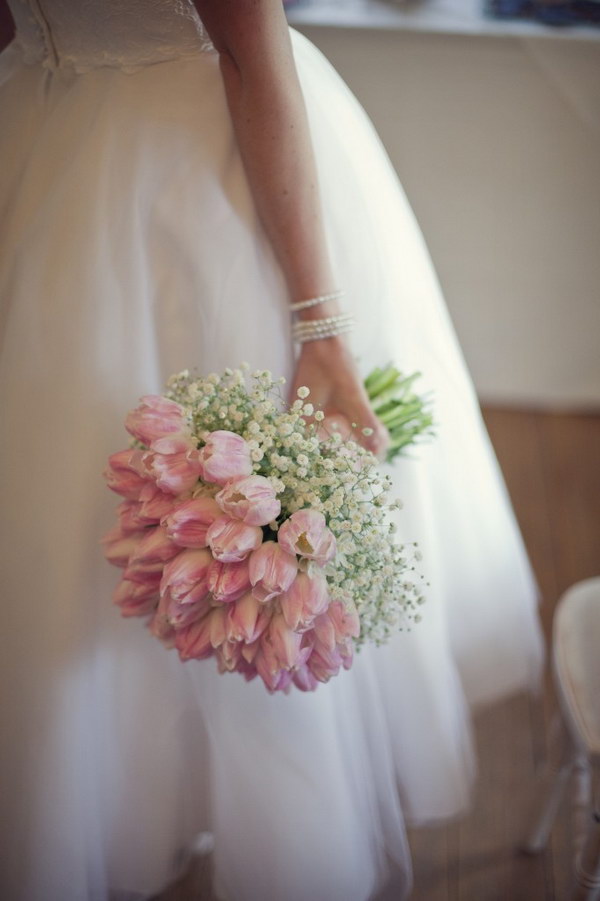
[194,0,389,458]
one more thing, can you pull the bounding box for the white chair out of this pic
[522,577,600,900]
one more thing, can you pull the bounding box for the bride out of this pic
[0,2,543,899]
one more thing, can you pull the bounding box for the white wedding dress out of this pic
[0,3,544,900]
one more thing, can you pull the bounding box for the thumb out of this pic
[349,403,390,460]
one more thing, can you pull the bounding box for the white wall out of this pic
[297,26,600,408]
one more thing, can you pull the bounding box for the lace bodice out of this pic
[7,0,215,73]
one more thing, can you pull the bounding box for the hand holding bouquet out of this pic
[103,366,428,693]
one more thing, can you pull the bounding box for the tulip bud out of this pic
[199,431,253,485]
[175,614,214,661]
[128,524,179,566]
[209,606,229,648]
[248,541,298,603]
[227,592,271,643]
[136,483,177,523]
[216,475,281,527]
[292,663,319,693]
[216,639,243,673]
[265,613,302,670]
[279,570,329,631]
[125,395,189,446]
[166,591,212,631]
[163,497,221,548]
[104,448,148,500]
[272,670,294,693]
[254,646,284,693]
[160,548,212,605]
[123,558,164,586]
[234,657,259,683]
[241,638,260,665]
[277,509,336,565]
[311,611,337,652]
[116,500,146,532]
[308,647,343,683]
[328,599,360,640]
[147,436,203,495]
[112,578,159,617]
[102,526,146,568]
[148,610,176,648]
[206,516,263,563]
[207,558,252,603]
[339,638,354,671]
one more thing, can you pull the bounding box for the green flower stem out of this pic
[363,364,434,463]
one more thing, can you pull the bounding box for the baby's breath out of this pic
[165,367,426,646]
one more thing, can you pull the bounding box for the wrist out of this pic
[298,332,350,358]
[290,289,344,321]
[292,312,354,344]
[295,299,344,321]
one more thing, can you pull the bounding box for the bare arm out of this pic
[193,0,335,306]
[193,1,388,456]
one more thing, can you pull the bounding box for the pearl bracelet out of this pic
[289,290,345,313]
[292,312,355,344]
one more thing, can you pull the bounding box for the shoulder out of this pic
[192,1,289,58]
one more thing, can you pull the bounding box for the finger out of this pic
[350,406,390,459]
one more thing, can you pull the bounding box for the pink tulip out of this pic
[339,638,354,671]
[160,548,212,605]
[155,568,211,637]
[207,558,251,603]
[248,541,298,603]
[102,525,146,568]
[166,592,212,631]
[308,646,343,683]
[127,524,179,566]
[175,614,215,661]
[272,670,294,693]
[209,606,229,648]
[163,497,221,548]
[125,395,189,446]
[116,500,146,532]
[149,615,176,647]
[293,663,319,692]
[206,515,262,563]
[328,599,361,640]
[313,639,345,670]
[241,638,261,665]
[279,570,329,631]
[198,431,253,485]
[277,510,337,565]
[254,645,284,692]
[264,613,303,670]
[234,657,259,683]
[104,448,148,500]
[123,558,164,585]
[148,595,177,647]
[227,592,271,643]
[215,475,281,527]
[311,610,337,652]
[137,483,178,523]
[112,578,159,617]
[216,639,243,673]
[146,436,203,495]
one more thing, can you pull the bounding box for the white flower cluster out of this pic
[165,366,426,647]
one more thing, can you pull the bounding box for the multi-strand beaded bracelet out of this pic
[290,290,355,344]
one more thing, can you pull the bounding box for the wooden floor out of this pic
[408,407,600,901]
[162,407,600,901]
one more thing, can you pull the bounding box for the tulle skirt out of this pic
[0,29,543,901]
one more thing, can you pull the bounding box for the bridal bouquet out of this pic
[103,366,428,693]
